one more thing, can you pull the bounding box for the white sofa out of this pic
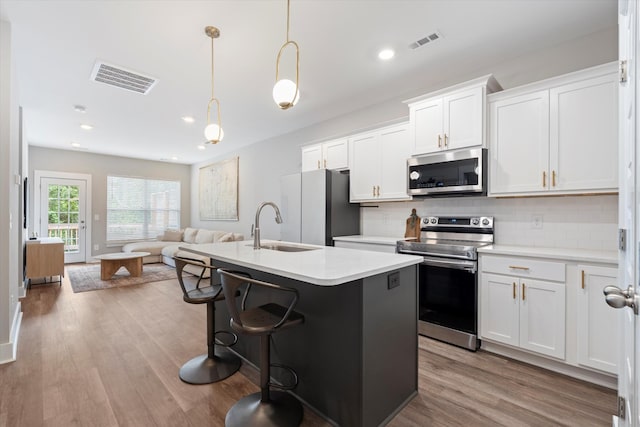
[122,227,244,272]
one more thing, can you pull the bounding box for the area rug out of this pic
[67,263,176,293]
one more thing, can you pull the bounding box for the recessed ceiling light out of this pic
[197,144,206,150]
[378,49,395,60]
[80,124,93,130]
[73,105,86,113]
[182,116,195,123]
[70,142,81,148]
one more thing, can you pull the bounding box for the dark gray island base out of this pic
[212,260,418,427]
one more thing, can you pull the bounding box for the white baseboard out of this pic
[0,301,22,364]
[482,340,617,389]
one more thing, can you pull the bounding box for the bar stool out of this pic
[217,269,305,427]
[174,256,243,385]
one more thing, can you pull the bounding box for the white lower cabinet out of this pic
[481,272,565,359]
[576,264,619,374]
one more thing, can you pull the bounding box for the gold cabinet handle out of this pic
[443,133,448,147]
[552,170,556,187]
[324,159,327,168]
[581,270,585,289]
[513,282,516,299]
[376,185,380,197]
[317,160,321,169]
[372,185,376,197]
[509,265,530,271]
[522,283,526,301]
[542,171,546,188]
[437,134,442,148]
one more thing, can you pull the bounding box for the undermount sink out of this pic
[247,242,319,252]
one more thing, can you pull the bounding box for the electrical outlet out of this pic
[388,271,400,290]
[93,244,99,251]
[532,215,543,229]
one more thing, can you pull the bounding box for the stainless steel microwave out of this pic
[407,148,487,196]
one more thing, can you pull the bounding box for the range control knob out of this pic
[471,218,480,226]
[430,217,437,224]
[482,218,490,226]
[422,218,429,225]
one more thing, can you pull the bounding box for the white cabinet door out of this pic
[550,74,618,192]
[411,97,443,155]
[576,265,619,374]
[379,123,411,200]
[480,273,520,347]
[519,278,566,359]
[489,91,550,195]
[349,132,380,201]
[444,86,483,150]
[301,144,322,172]
[323,138,348,170]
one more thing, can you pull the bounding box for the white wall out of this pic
[29,147,191,256]
[190,28,618,247]
[0,19,22,363]
[360,195,618,251]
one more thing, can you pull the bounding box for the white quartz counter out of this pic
[478,245,618,264]
[333,235,413,245]
[180,240,422,286]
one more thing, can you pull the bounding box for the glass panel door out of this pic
[40,178,87,263]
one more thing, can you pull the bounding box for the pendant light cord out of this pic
[210,35,215,99]
[286,0,290,43]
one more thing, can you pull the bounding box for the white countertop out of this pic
[180,240,422,286]
[478,245,618,264]
[333,235,413,245]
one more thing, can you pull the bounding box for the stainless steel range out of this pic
[397,216,494,351]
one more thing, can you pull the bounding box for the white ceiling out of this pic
[1,0,617,165]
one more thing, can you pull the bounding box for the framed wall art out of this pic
[199,157,239,221]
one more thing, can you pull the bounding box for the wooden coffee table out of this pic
[94,252,151,280]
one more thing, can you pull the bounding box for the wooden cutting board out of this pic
[404,209,421,240]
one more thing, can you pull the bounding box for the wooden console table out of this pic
[26,238,65,286]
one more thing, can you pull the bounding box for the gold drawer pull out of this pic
[443,133,448,146]
[324,159,327,168]
[317,160,321,169]
[522,283,526,301]
[581,270,585,289]
[552,170,557,187]
[513,282,516,299]
[508,265,530,271]
[437,135,442,148]
[542,171,546,187]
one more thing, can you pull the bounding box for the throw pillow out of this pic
[183,227,198,243]
[219,232,234,242]
[162,229,183,242]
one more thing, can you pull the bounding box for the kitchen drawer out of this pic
[481,255,565,282]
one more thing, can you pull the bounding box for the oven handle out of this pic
[417,256,477,273]
[397,249,474,261]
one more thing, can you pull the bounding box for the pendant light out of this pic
[273,0,300,110]
[204,26,224,144]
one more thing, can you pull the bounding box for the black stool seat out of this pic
[218,269,305,427]
[174,257,243,385]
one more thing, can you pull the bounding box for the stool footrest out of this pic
[268,363,299,391]
[214,330,238,347]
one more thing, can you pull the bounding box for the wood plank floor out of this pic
[0,268,616,426]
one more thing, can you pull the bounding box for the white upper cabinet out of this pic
[406,75,501,156]
[301,138,348,172]
[489,62,618,196]
[349,122,412,203]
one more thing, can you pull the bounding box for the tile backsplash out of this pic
[360,195,618,252]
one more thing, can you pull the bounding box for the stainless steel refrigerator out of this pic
[280,169,360,245]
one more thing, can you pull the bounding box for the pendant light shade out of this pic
[204,26,223,144]
[274,0,300,110]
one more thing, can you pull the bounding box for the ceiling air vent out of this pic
[90,61,158,95]
[409,30,443,50]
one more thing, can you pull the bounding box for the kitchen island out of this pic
[180,240,422,427]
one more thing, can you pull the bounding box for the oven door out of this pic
[418,255,480,350]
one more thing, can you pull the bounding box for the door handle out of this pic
[604,285,639,314]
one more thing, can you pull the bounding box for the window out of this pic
[107,176,180,242]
